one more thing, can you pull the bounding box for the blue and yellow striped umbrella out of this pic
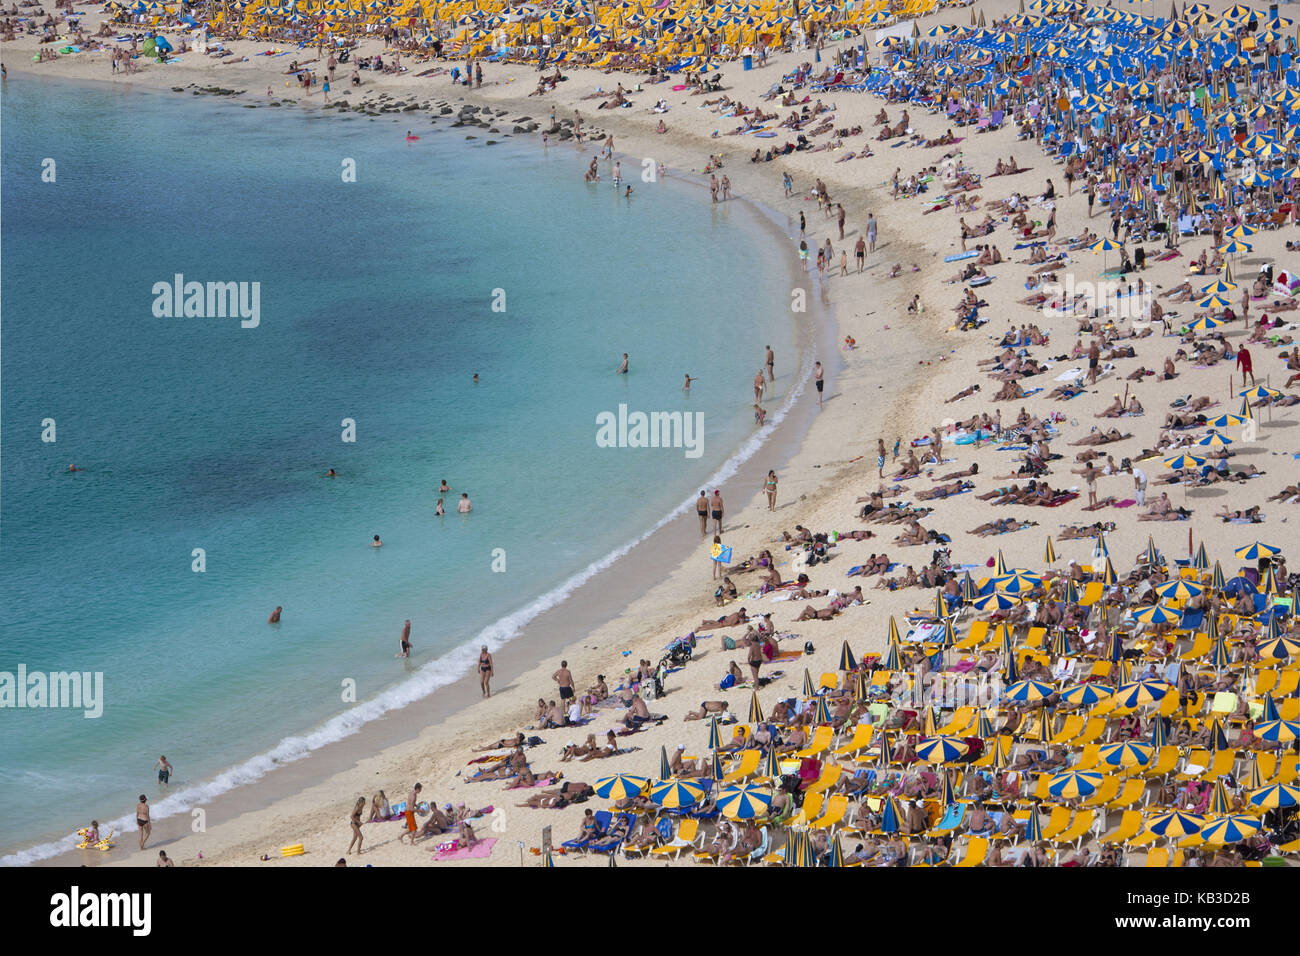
[974,591,1022,612]
[717,783,772,820]
[1192,542,1209,570]
[1254,718,1300,743]
[961,573,978,601]
[1092,532,1110,558]
[1248,784,1300,810]
[942,769,958,807]
[977,709,997,739]
[1003,648,1019,684]
[1099,741,1155,768]
[880,794,903,834]
[797,829,817,868]
[814,695,834,726]
[1060,682,1114,706]
[802,669,817,698]
[1133,604,1180,625]
[1235,541,1281,561]
[1164,453,1207,471]
[594,774,650,801]
[887,616,901,645]
[1021,807,1044,843]
[1108,633,1127,664]
[876,731,893,769]
[838,641,857,672]
[934,588,946,621]
[1115,679,1173,708]
[882,641,902,672]
[1141,536,1161,567]
[1044,535,1058,565]
[995,549,1009,575]
[782,830,801,866]
[708,716,723,751]
[1062,578,1080,605]
[1195,431,1232,449]
[1208,718,1230,753]
[1050,629,1071,658]
[543,847,556,867]
[1155,579,1203,601]
[1211,561,1226,592]
[995,571,1043,594]
[826,834,845,868]
[747,691,764,725]
[1049,770,1105,799]
[1208,777,1232,815]
[1005,679,1055,703]
[1248,754,1265,790]
[916,735,970,764]
[650,778,705,809]
[1263,696,1280,722]
[1099,556,1119,587]
[710,749,725,784]
[1201,814,1262,845]
[762,745,782,781]
[1149,810,1205,837]
[659,746,672,780]
[1150,716,1168,748]
[1261,566,1281,598]
[1257,637,1300,660]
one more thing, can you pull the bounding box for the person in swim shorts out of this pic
[398,783,422,844]
[696,491,709,536]
[813,361,824,406]
[154,755,173,787]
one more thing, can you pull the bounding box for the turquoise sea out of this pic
[0,77,808,862]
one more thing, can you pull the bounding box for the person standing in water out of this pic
[765,345,775,384]
[154,755,174,788]
[269,606,282,624]
[479,645,495,697]
[696,491,710,536]
[398,620,411,658]
[683,374,697,392]
[371,534,383,548]
[458,493,473,513]
[616,353,629,374]
[813,361,824,407]
[753,368,766,403]
[435,498,445,516]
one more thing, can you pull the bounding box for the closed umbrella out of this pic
[1044,536,1058,565]
[1247,754,1265,790]
[1062,578,1080,605]
[802,669,817,698]
[747,692,764,725]
[1150,716,1168,748]
[887,616,901,645]
[995,549,1009,575]
[1141,535,1160,566]
[826,835,845,868]
[1021,807,1043,843]
[961,573,978,601]
[1209,778,1232,814]
[1050,629,1071,659]
[1192,542,1209,570]
[1262,696,1280,722]
[659,746,672,780]
[708,716,723,751]
[880,794,903,834]
[839,641,857,672]
[813,696,833,726]
[1208,718,1230,753]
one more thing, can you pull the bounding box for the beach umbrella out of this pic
[1186,316,1222,332]
[1194,293,1232,310]
[707,716,722,751]
[854,672,870,701]
[938,619,957,651]
[1090,236,1122,272]
[995,571,1044,594]
[941,769,958,808]
[973,591,1022,612]
[995,549,1009,576]
[1004,679,1055,704]
[922,705,939,737]
[1193,542,1209,571]
[1099,556,1119,587]
[782,830,801,867]
[1163,453,1207,471]
[1218,240,1252,257]
[1210,635,1231,672]
[1099,741,1155,768]
[594,774,649,801]
[1062,578,1080,606]
[802,669,817,698]
[1249,784,1300,810]
[882,641,902,672]
[1235,541,1281,561]
[880,794,903,834]
[838,641,857,672]
[659,746,672,780]
[608,850,617,868]
[1248,754,1265,791]
[813,695,833,726]
[1133,604,1181,626]
[1257,637,1300,660]
[1049,770,1105,799]
[916,735,970,764]
[826,835,845,868]
[1002,649,1019,684]
[887,616,901,645]
[1195,431,1233,449]
[1239,385,1281,404]
[1201,815,1262,844]
[1050,629,1071,659]
[1115,679,1173,708]
[1253,718,1300,743]
[1151,716,1168,748]
[542,847,556,867]
[1212,561,1226,592]
[1155,579,1203,601]
[1207,413,1248,429]
[710,749,725,785]
[717,784,772,820]
[1262,566,1281,598]
[933,588,946,621]
[1199,278,1238,295]
[747,691,764,725]
[761,745,782,781]
[1108,632,1126,664]
[876,731,892,769]
[1263,696,1280,722]
[1021,807,1043,844]
[977,709,996,739]
[650,778,705,809]
[1209,778,1232,815]
[1044,535,1058,565]
[1060,682,1113,706]
[1141,536,1161,567]
[1149,810,1205,838]
[961,573,978,602]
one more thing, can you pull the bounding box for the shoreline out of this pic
[3,63,884,867]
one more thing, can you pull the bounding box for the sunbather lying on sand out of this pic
[697,609,749,630]
[970,518,1037,536]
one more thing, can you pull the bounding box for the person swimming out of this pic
[371,534,383,548]
[616,353,629,374]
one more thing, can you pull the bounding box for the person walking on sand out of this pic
[479,645,495,697]
[837,204,846,241]
[1087,338,1101,385]
[877,439,887,478]
[696,490,710,536]
[136,795,151,851]
[867,213,878,253]
[813,361,824,406]
[553,660,575,702]
[398,783,422,845]
[710,489,725,535]
[1237,344,1255,387]
[764,470,778,511]
[348,797,365,854]
[398,619,412,658]
[747,633,764,686]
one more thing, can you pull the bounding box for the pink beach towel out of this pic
[431,837,497,861]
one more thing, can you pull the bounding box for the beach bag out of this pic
[722,636,737,650]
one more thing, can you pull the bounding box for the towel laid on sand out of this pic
[431,837,498,861]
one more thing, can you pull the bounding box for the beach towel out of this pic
[944,250,979,262]
[431,837,497,861]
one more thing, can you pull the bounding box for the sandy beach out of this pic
[8,0,1300,868]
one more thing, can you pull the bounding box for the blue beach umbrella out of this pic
[1155,580,1203,601]
[880,794,903,834]
[838,641,857,672]
[1132,604,1180,625]
[708,716,722,751]
[973,591,1021,612]
[1257,637,1300,660]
